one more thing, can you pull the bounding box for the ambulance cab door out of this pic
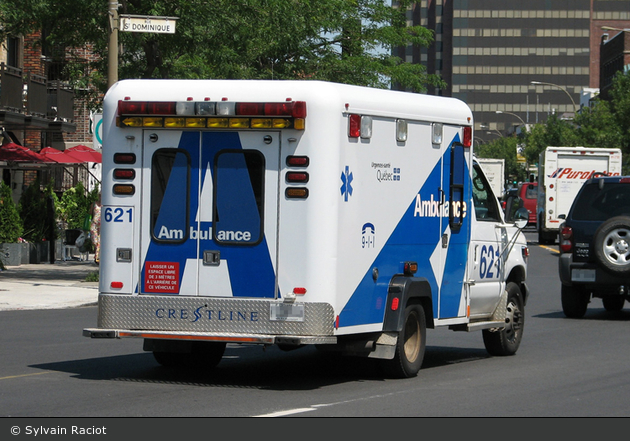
[468,162,504,317]
[438,140,470,319]
[196,131,280,299]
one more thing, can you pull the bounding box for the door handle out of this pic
[203,250,220,266]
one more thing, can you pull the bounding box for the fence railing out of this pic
[0,62,75,125]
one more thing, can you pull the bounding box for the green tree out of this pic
[56,182,99,230]
[0,0,445,108]
[0,181,23,243]
[18,179,57,243]
[522,114,580,165]
[519,72,630,174]
[475,136,527,187]
[572,99,623,150]
[608,71,630,156]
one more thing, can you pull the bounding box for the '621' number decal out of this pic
[479,244,500,279]
[104,207,133,223]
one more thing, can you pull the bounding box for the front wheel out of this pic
[483,282,524,356]
[381,304,426,378]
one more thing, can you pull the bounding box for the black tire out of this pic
[593,216,630,276]
[482,282,524,356]
[381,304,426,378]
[561,283,590,318]
[602,296,625,312]
[153,341,226,369]
[537,215,554,245]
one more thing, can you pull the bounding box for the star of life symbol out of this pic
[340,166,354,201]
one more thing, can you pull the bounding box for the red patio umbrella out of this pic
[0,143,52,163]
[40,147,83,164]
[65,145,102,163]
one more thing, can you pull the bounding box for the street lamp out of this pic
[530,81,578,115]
[495,110,526,126]
[601,26,630,32]
[480,124,504,138]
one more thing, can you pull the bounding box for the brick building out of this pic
[395,0,630,142]
[0,30,101,199]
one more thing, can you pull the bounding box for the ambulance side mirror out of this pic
[513,208,529,229]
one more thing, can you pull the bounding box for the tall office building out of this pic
[395,0,630,143]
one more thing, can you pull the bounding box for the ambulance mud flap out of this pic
[383,277,434,332]
[347,277,434,361]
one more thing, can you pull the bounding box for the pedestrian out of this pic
[90,193,101,264]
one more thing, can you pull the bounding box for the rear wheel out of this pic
[381,304,426,378]
[561,284,590,318]
[602,295,625,312]
[483,282,524,356]
[153,341,226,369]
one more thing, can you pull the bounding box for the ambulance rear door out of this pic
[139,130,280,298]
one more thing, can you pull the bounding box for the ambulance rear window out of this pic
[150,149,190,243]
[213,150,265,246]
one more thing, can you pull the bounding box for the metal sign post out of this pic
[107,9,179,90]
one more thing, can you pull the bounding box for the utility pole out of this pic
[108,1,119,89]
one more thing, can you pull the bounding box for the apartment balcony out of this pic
[0,63,77,133]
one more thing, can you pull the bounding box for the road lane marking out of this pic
[539,244,559,254]
[0,372,51,381]
[253,391,404,417]
[254,408,316,417]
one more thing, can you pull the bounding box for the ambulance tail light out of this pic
[286,156,309,167]
[114,153,137,164]
[285,188,309,199]
[286,172,309,183]
[462,126,472,147]
[110,281,124,290]
[113,169,135,180]
[113,184,135,195]
[293,287,307,295]
[349,114,361,138]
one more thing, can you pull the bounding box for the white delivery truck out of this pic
[477,158,505,199]
[537,146,622,244]
[83,80,530,378]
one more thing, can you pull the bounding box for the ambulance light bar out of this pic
[117,99,306,130]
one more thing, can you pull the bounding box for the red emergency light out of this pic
[117,99,307,130]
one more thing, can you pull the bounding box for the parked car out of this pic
[518,181,538,226]
[558,175,630,318]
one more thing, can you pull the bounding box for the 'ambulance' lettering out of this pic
[158,226,184,240]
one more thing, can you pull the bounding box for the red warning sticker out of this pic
[144,261,180,293]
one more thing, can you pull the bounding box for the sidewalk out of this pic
[0,258,99,311]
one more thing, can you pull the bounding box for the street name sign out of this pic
[120,15,178,34]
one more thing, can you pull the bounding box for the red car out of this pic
[518,182,538,226]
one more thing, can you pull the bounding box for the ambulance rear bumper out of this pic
[84,293,337,344]
[82,328,337,345]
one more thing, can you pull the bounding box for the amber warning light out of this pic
[117,99,306,130]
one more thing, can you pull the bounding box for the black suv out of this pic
[559,175,630,318]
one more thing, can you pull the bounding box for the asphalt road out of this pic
[2,230,630,418]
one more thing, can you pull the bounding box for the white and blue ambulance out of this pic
[84,79,530,378]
